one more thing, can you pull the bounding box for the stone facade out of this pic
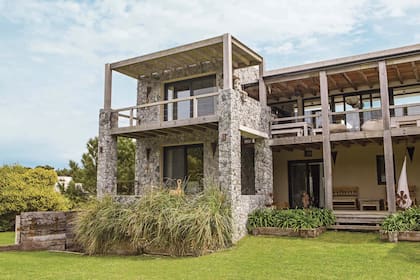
[97,62,273,243]
[218,88,272,242]
[97,109,118,197]
[135,129,219,194]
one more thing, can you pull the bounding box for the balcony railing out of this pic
[390,102,420,128]
[271,113,321,137]
[113,92,218,128]
[329,107,382,132]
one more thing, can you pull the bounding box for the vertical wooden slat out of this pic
[223,33,233,90]
[129,108,133,127]
[193,97,198,118]
[320,70,333,210]
[379,60,396,213]
[104,63,112,110]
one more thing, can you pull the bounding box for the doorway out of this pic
[288,160,324,208]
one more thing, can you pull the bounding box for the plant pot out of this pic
[388,232,399,243]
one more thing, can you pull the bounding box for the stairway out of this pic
[329,211,389,231]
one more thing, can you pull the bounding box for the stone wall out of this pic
[97,109,118,197]
[16,211,79,251]
[218,88,273,242]
[135,129,219,194]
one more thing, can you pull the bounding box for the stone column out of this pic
[97,109,118,197]
[255,138,273,202]
[218,88,243,242]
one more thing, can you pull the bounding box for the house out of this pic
[96,34,420,241]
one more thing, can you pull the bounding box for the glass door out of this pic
[288,160,324,208]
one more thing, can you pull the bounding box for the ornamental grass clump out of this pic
[74,186,232,256]
[381,206,420,233]
[74,197,133,255]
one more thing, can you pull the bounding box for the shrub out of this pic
[0,165,69,231]
[75,187,232,256]
[75,197,132,255]
[381,207,420,232]
[247,208,335,232]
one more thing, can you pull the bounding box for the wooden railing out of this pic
[271,113,321,137]
[329,107,382,132]
[113,92,218,128]
[389,102,420,128]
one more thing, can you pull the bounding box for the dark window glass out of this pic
[163,144,204,193]
[164,75,216,121]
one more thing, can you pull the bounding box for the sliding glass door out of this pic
[163,144,204,193]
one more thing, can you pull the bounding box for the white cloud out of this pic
[0,0,420,167]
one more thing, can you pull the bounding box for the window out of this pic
[163,144,204,193]
[241,138,255,195]
[376,155,386,185]
[376,155,395,185]
[164,75,216,121]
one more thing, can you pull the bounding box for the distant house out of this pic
[55,176,73,192]
[96,34,420,241]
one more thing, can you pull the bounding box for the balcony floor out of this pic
[111,115,218,138]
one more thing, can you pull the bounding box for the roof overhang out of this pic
[110,34,263,79]
[264,43,420,83]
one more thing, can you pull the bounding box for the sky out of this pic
[1,0,420,169]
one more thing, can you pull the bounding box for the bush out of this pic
[0,165,69,231]
[381,207,420,232]
[75,187,232,256]
[247,208,335,232]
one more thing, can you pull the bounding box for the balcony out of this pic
[110,92,219,138]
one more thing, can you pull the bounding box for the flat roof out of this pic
[264,43,420,79]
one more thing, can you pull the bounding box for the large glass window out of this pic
[393,86,420,117]
[164,75,216,121]
[163,144,204,193]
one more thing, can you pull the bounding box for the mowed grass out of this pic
[0,232,14,245]
[0,231,419,280]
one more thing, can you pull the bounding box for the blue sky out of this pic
[1,0,420,168]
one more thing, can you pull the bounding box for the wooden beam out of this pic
[379,61,391,130]
[328,75,338,89]
[411,62,420,82]
[104,63,112,110]
[393,65,404,84]
[342,73,357,90]
[223,34,233,90]
[259,61,267,106]
[379,60,396,213]
[358,70,373,88]
[110,35,223,69]
[320,70,333,210]
[231,36,263,63]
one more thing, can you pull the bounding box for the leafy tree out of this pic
[64,137,136,196]
[0,165,69,231]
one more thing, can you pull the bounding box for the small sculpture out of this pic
[169,179,184,196]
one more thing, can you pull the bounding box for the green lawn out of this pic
[0,231,419,279]
[0,232,14,246]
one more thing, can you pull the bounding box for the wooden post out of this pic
[193,97,198,118]
[104,63,112,110]
[223,33,233,90]
[259,61,267,106]
[379,60,396,213]
[129,108,134,127]
[320,71,333,210]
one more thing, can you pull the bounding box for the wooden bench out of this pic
[271,122,312,137]
[333,187,359,210]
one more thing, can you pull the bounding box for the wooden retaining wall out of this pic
[16,211,79,251]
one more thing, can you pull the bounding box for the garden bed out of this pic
[380,230,420,242]
[252,226,326,238]
[380,207,420,242]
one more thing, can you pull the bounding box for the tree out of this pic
[0,165,69,231]
[64,137,136,195]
